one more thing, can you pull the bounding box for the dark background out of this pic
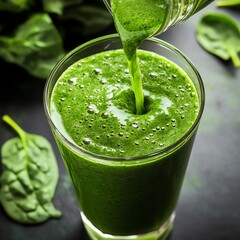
[0,2,240,240]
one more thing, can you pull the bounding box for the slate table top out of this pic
[0,2,240,240]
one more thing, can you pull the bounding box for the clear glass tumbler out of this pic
[44,34,205,240]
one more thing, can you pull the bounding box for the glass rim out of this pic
[44,33,205,163]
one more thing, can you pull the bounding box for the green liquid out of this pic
[49,0,203,236]
[111,0,168,59]
[111,0,169,114]
[50,50,199,235]
[51,50,199,157]
[110,0,212,114]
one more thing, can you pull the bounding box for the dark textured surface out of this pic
[0,2,240,240]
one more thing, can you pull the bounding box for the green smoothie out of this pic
[51,50,199,157]
[111,0,169,115]
[110,0,211,115]
[50,49,200,235]
[111,0,168,59]
[47,0,205,238]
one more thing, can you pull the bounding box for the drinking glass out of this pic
[44,34,205,240]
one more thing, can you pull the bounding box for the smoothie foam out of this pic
[51,50,199,158]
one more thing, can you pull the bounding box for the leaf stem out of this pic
[225,41,240,68]
[2,115,28,149]
[216,0,240,7]
[2,115,30,178]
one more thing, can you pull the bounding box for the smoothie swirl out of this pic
[51,50,199,157]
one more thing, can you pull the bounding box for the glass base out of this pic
[81,212,175,240]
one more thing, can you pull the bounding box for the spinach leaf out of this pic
[42,0,84,15]
[216,0,240,7]
[0,13,65,79]
[0,1,112,78]
[62,4,112,36]
[0,115,61,224]
[196,12,240,68]
[0,0,33,12]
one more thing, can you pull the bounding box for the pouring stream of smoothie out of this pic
[111,0,169,114]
